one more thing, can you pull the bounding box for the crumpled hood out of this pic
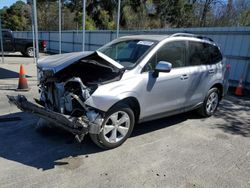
[37,51,124,73]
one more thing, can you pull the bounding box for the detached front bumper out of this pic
[7,95,102,141]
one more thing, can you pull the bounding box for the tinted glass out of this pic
[144,41,186,71]
[98,40,156,69]
[188,41,222,66]
[2,31,12,39]
[210,45,222,63]
[188,41,210,66]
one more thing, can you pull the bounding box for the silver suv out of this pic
[8,33,229,149]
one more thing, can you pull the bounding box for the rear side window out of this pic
[188,41,222,66]
[210,45,222,63]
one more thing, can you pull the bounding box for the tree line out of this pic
[0,0,249,31]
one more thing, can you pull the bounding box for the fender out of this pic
[205,79,224,99]
[84,91,141,112]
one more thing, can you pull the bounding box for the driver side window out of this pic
[143,41,186,72]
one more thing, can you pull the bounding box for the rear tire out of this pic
[198,87,220,117]
[90,103,135,149]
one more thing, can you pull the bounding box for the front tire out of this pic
[90,103,135,149]
[198,87,220,117]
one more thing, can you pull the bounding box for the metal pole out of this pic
[0,13,4,63]
[59,0,62,54]
[82,0,86,51]
[29,2,36,63]
[116,0,121,38]
[32,21,35,61]
[33,0,39,63]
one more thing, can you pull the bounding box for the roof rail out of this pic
[170,33,214,42]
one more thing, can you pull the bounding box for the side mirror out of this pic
[153,61,172,77]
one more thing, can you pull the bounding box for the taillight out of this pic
[42,40,47,48]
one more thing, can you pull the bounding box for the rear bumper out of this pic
[7,95,102,137]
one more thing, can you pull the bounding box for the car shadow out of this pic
[0,67,32,79]
[0,112,104,170]
[0,96,248,170]
[132,111,196,137]
[213,96,250,137]
[3,54,24,57]
[0,110,195,171]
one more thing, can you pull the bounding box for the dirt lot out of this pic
[0,54,249,188]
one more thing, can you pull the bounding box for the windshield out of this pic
[98,39,156,69]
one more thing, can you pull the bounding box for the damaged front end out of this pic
[7,95,102,142]
[8,51,125,142]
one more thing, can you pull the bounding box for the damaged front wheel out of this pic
[90,103,135,149]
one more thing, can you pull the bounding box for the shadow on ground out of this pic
[132,111,197,137]
[0,112,103,170]
[213,96,250,137]
[3,54,24,57]
[0,95,248,170]
[0,110,193,170]
[0,67,31,79]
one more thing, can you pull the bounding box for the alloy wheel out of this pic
[27,48,34,57]
[206,91,219,114]
[103,111,130,143]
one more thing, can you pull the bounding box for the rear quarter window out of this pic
[210,45,223,63]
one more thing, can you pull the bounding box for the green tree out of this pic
[75,13,96,30]
[1,0,250,31]
[152,0,198,28]
[1,1,31,31]
[37,0,58,30]
[240,8,250,26]
[65,0,116,30]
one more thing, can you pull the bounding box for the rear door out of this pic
[185,40,223,107]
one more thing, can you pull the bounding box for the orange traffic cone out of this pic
[235,77,244,96]
[16,64,30,91]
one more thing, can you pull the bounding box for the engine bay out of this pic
[38,55,124,118]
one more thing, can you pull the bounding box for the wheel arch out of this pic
[25,43,33,49]
[210,83,223,100]
[108,97,141,123]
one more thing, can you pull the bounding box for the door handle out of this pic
[208,69,215,74]
[180,74,189,80]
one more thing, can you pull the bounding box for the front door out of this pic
[139,40,190,118]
